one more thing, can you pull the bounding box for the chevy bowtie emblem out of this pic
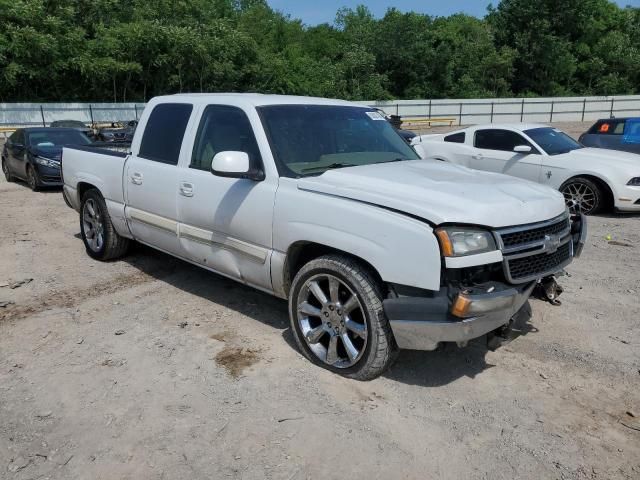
[543,234,561,254]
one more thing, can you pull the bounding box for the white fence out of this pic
[1,95,640,127]
[0,102,145,127]
[360,95,640,125]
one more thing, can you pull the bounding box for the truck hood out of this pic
[297,160,566,227]
[559,147,640,168]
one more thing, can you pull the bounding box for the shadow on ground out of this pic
[383,302,536,387]
[121,243,538,387]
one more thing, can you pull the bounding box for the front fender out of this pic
[272,180,442,295]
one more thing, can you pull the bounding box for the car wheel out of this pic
[560,177,604,215]
[2,158,14,182]
[289,254,398,380]
[80,189,130,261]
[26,165,40,191]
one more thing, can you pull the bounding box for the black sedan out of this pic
[50,119,94,139]
[579,117,640,154]
[1,128,92,191]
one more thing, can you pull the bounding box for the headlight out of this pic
[34,156,61,168]
[627,177,640,186]
[435,226,497,257]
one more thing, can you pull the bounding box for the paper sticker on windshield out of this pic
[366,111,385,121]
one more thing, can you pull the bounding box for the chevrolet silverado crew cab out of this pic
[62,94,586,380]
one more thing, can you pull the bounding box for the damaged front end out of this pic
[384,213,587,351]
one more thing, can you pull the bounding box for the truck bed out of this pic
[61,144,129,211]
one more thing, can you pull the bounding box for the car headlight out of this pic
[627,177,640,186]
[435,226,497,257]
[34,156,61,168]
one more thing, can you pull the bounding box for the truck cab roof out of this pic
[165,93,362,108]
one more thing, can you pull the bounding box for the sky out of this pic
[267,0,640,25]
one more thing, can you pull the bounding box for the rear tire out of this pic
[2,158,13,182]
[80,189,130,261]
[288,254,398,381]
[560,177,604,215]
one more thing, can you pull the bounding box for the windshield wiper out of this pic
[301,162,356,173]
[379,157,410,164]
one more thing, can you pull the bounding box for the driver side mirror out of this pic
[513,145,532,154]
[211,151,264,181]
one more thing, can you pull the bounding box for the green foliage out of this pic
[0,0,637,101]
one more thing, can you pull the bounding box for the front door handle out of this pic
[130,172,143,185]
[179,182,194,197]
[472,153,484,160]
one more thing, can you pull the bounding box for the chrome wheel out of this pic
[82,198,104,252]
[296,274,368,368]
[562,182,596,214]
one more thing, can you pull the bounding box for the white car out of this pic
[61,96,585,380]
[412,124,640,214]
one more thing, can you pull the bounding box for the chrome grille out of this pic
[500,216,570,249]
[495,213,573,284]
[507,241,572,282]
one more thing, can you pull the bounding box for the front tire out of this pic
[2,158,14,182]
[80,189,130,261]
[26,165,39,191]
[560,177,604,215]
[288,254,398,380]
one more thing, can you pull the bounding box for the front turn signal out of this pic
[451,293,472,318]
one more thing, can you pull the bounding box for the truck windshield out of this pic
[524,127,584,156]
[258,105,419,177]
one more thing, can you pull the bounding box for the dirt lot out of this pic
[1,123,639,479]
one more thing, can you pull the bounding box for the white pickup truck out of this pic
[62,94,586,380]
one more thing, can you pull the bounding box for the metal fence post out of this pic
[550,101,555,123]
[490,102,495,123]
[610,98,615,118]
[428,99,432,119]
[396,103,399,116]
[459,102,463,126]
[40,105,46,127]
[89,104,94,124]
[582,98,586,122]
[134,104,138,120]
[520,99,525,122]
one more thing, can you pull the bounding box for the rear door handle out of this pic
[179,182,194,197]
[130,172,143,185]
[472,153,484,160]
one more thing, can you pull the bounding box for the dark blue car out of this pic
[579,117,640,155]
[2,127,91,190]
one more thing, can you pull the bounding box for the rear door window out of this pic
[138,103,193,165]
[474,129,532,152]
[591,119,625,135]
[444,132,465,143]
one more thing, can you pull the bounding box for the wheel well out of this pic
[77,182,98,202]
[563,175,614,209]
[283,241,384,296]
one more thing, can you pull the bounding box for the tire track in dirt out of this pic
[0,265,176,322]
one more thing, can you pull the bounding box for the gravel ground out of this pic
[1,122,639,479]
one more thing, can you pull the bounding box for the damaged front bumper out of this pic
[385,282,535,351]
[385,213,587,351]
